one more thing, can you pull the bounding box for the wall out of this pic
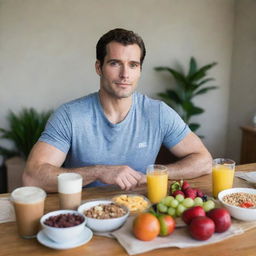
[0,0,234,158]
[226,0,256,163]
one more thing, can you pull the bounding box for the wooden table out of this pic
[1,163,256,256]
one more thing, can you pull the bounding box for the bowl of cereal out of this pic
[112,194,151,214]
[40,210,86,243]
[218,187,256,221]
[78,199,129,232]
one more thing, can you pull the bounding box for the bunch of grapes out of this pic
[157,195,215,218]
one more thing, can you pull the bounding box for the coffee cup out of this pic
[11,186,46,238]
[58,173,83,210]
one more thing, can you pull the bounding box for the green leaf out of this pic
[157,93,176,108]
[166,89,182,104]
[182,102,204,119]
[188,57,197,77]
[0,108,53,159]
[155,66,188,89]
[189,62,217,82]
[197,78,215,87]
[194,86,218,96]
[188,123,200,132]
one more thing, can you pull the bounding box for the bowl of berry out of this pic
[40,210,86,243]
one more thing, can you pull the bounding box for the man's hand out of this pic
[96,165,144,190]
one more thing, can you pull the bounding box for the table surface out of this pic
[1,163,256,256]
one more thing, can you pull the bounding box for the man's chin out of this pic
[115,91,134,99]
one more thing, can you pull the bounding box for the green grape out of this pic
[194,197,203,206]
[182,198,194,208]
[162,196,175,206]
[175,194,184,202]
[176,204,186,217]
[157,203,168,213]
[167,207,176,217]
[203,200,215,212]
[170,199,179,208]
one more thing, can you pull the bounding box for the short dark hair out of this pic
[96,28,146,67]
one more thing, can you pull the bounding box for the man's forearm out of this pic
[23,163,144,192]
[166,152,212,180]
[23,163,99,193]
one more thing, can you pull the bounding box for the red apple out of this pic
[182,206,206,225]
[188,216,215,240]
[158,215,176,236]
[207,208,231,233]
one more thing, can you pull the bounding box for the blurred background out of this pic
[0,0,256,192]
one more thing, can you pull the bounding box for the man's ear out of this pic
[95,60,102,76]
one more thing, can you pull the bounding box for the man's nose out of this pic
[119,65,129,79]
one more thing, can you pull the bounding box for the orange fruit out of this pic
[132,213,160,241]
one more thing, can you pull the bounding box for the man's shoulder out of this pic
[134,92,168,114]
[54,92,97,114]
[63,92,97,108]
[134,92,163,106]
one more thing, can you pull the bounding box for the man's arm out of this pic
[23,142,144,192]
[166,132,212,180]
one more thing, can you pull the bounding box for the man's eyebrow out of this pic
[130,60,141,65]
[106,59,121,63]
[106,59,141,65]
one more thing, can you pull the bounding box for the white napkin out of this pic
[111,216,246,255]
[0,198,16,223]
[235,171,256,183]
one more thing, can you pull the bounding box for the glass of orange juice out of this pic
[146,164,168,204]
[212,158,236,198]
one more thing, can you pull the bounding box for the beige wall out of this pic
[0,0,234,158]
[226,0,256,163]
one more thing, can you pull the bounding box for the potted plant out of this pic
[154,57,218,135]
[0,108,52,192]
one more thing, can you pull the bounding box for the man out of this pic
[23,28,212,192]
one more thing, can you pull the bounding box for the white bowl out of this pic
[40,210,86,243]
[218,187,256,221]
[78,199,129,232]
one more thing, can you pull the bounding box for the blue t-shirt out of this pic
[39,92,190,187]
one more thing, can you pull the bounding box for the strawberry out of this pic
[184,188,197,199]
[172,190,185,197]
[196,189,204,198]
[181,180,190,191]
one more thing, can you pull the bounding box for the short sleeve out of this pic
[38,104,71,153]
[160,102,191,149]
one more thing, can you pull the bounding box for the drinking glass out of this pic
[212,158,236,198]
[146,164,168,204]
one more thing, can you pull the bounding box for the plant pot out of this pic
[5,156,26,192]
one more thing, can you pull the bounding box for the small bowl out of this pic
[218,187,256,221]
[112,194,151,215]
[78,199,129,232]
[40,210,86,243]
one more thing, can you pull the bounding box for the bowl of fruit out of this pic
[149,180,232,241]
[153,180,216,226]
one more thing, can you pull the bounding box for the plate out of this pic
[175,217,186,227]
[112,194,151,215]
[37,227,93,250]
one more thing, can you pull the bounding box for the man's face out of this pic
[96,41,141,99]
